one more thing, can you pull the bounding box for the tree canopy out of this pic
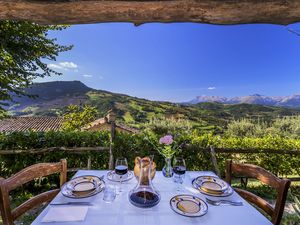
[0,20,72,117]
[62,105,98,131]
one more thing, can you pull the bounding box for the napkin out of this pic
[41,206,88,223]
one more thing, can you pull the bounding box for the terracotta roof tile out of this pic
[0,117,63,132]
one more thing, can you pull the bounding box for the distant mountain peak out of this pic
[190,93,300,108]
[194,95,228,104]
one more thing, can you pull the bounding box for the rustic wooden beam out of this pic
[1,0,300,25]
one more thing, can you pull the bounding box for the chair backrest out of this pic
[0,159,67,225]
[225,160,290,225]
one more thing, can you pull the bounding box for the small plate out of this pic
[62,176,105,198]
[170,195,208,217]
[192,177,233,197]
[107,170,134,182]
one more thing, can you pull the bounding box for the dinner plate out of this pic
[62,175,105,198]
[192,177,233,197]
[193,176,229,193]
[107,170,134,182]
[66,175,100,193]
[170,195,208,217]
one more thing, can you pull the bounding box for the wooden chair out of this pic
[0,159,67,225]
[225,160,291,225]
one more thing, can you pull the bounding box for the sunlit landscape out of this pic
[1,5,300,225]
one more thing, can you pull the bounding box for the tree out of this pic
[0,20,73,117]
[62,105,98,131]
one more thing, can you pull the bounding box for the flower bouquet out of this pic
[148,134,181,177]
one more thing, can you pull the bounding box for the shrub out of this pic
[226,116,300,138]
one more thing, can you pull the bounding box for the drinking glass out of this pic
[115,157,128,193]
[173,157,186,192]
[103,184,116,203]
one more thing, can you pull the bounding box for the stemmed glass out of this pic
[173,157,186,192]
[115,157,128,193]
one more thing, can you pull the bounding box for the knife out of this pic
[50,202,93,206]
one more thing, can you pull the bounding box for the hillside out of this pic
[7,81,92,113]
[6,81,300,130]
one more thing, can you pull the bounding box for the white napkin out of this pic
[41,206,88,223]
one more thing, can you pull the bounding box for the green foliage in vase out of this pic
[0,21,72,113]
[62,105,98,131]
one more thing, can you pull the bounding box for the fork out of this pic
[205,198,243,206]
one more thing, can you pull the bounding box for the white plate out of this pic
[107,170,134,182]
[62,176,105,198]
[193,176,229,193]
[192,177,233,197]
[170,195,208,217]
[66,175,100,192]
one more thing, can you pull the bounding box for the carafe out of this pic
[129,156,160,208]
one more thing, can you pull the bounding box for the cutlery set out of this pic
[205,198,243,206]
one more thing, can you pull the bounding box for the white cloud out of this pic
[59,62,78,69]
[83,74,93,78]
[48,61,78,71]
[82,74,104,79]
[48,64,62,70]
[208,87,216,90]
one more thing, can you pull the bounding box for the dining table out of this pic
[31,170,273,225]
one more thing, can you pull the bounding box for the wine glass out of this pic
[173,157,186,192]
[115,157,128,193]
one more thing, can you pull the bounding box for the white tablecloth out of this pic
[31,170,272,225]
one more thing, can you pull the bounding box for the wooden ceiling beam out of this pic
[1,0,300,25]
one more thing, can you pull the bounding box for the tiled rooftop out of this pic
[0,117,64,132]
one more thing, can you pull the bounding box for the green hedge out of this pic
[0,131,299,179]
[113,132,300,177]
[0,131,110,178]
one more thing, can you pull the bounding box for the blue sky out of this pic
[36,22,300,102]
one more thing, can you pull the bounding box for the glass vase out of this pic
[162,157,173,177]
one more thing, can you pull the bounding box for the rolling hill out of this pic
[6,81,300,130]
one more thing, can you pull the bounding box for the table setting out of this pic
[31,161,272,225]
[31,135,273,225]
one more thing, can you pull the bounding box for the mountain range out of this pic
[190,94,300,108]
[5,81,300,131]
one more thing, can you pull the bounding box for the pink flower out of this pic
[159,135,174,145]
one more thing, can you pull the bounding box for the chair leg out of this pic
[241,177,248,188]
[210,146,220,177]
[225,159,233,185]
